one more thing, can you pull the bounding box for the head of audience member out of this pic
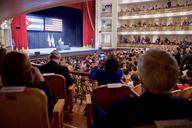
[104,56,119,73]
[1,51,33,86]
[187,70,192,79]
[123,68,129,76]
[130,73,140,86]
[49,50,61,64]
[138,49,179,94]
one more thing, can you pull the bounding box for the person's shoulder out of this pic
[58,64,69,70]
[110,96,139,112]
[170,96,192,106]
[117,69,123,74]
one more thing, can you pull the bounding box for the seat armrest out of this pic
[51,99,65,128]
[86,94,93,128]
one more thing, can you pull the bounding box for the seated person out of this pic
[1,51,54,120]
[99,49,192,128]
[186,69,192,86]
[128,73,140,88]
[38,50,74,95]
[0,48,7,86]
[90,56,123,85]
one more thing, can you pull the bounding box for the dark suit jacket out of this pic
[100,91,192,128]
[38,61,74,90]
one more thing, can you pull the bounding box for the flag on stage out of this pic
[26,15,44,31]
[51,34,55,47]
[47,34,51,47]
[45,18,63,32]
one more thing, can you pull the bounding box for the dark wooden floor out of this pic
[64,99,87,128]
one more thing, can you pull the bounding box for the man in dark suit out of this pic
[38,50,74,95]
[99,49,192,128]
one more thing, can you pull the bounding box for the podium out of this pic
[56,44,70,50]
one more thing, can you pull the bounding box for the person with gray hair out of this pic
[38,50,74,95]
[100,49,192,128]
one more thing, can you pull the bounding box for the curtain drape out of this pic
[83,0,95,47]
[11,14,28,50]
[65,0,95,47]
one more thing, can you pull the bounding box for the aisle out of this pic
[64,99,87,128]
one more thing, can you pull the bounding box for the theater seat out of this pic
[181,87,192,100]
[133,84,142,95]
[86,85,138,128]
[0,87,64,128]
[170,89,182,97]
[43,74,74,112]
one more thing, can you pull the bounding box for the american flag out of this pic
[45,18,63,32]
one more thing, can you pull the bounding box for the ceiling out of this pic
[0,0,91,23]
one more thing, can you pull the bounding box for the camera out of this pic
[99,52,105,61]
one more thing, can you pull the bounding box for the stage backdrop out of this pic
[27,6,83,49]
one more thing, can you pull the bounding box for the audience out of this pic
[99,49,192,127]
[90,56,123,85]
[1,51,54,120]
[118,0,192,16]
[128,73,140,88]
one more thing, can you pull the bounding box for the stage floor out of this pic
[28,47,99,56]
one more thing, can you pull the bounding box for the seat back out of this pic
[92,85,133,111]
[170,89,182,97]
[133,84,142,95]
[0,87,50,128]
[44,74,67,101]
[181,87,192,99]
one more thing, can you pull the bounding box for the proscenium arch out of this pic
[0,0,93,23]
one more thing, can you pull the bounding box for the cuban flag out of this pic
[26,15,44,31]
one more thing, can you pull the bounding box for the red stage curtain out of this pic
[83,1,95,47]
[11,14,28,50]
[65,3,83,10]
[65,1,95,47]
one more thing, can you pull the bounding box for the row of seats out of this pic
[171,86,192,99]
[0,87,64,128]
[0,74,70,128]
[85,84,192,128]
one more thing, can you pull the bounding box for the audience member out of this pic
[130,73,140,87]
[1,51,54,120]
[173,47,181,66]
[167,0,172,8]
[99,49,192,128]
[38,50,74,95]
[90,56,123,85]
[0,48,7,86]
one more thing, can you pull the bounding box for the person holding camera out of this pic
[90,55,123,86]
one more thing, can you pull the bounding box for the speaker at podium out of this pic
[56,38,71,50]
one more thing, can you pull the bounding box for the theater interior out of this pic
[0,0,192,128]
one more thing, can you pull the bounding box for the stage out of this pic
[28,47,99,57]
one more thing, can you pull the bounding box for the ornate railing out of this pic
[70,71,98,102]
